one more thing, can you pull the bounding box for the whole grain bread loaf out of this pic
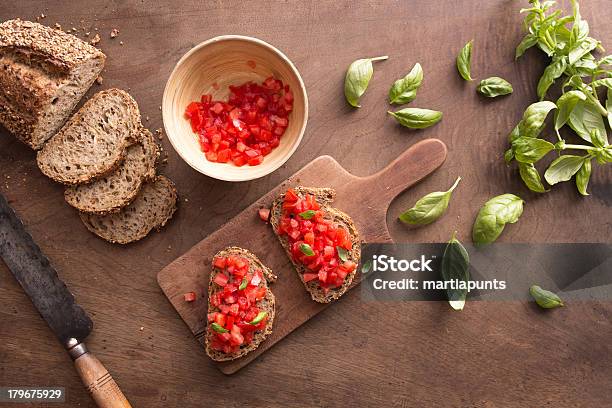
[270,187,361,303]
[79,175,177,244]
[37,88,141,185]
[205,247,277,362]
[0,19,105,149]
[64,127,159,214]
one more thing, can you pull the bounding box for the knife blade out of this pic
[0,192,132,408]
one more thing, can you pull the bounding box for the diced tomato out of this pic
[183,292,196,302]
[213,273,228,287]
[258,208,270,222]
[247,155,263,166]
[303,273,318,282]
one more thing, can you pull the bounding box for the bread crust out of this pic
[0,19,106,149]
[270,187,361,303]
[205,247,277,362]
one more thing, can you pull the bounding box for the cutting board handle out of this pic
[72,345,132,408]
[358,138,447,204]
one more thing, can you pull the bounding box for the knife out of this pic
[0,192,132,408]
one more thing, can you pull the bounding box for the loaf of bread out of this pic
[0,19,105,149]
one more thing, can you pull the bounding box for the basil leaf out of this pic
[299,243,315,257]
[211,322,229,333]
[568,99,606,142]
[504,147,515,164]
[544,155,585,185]
[472,194,524,245]
[441,232,470,311]
[569,37,599,65]
[344,56,388,108]
[508,123,521,143]
[399,177,461,225]
[456,40,474,81]
[388,108,443,129]
[336,246,348,262]
[598,55,612,66]
[299,210,316,219]
[595,147,612,164]
[537,57,567,100]
[249,311,267,325]
[516,34,538,59]
[389,63,423,105]
[554,90,586,132]
[607,87,612,129]
[529,285,564,309]
[590,129,607,149]
[518,101,557,138]
[591,78,612,91]
[518,163,548,193]
[575,158,591,196]
[512,137,555,163]
[476,77,513,98]
[238,277,248,291]
[361,260,372,274]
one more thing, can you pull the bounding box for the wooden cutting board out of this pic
[157,138,447,374]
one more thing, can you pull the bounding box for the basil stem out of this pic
[530,285,564,309]
[477,77,513,98]
[344,56,388,108]
[456,40,474,81]
[441,232,470,311]
[389,62,423,105]
[472,194,524,245]
[388,108,443,129]
[399,177,461,225]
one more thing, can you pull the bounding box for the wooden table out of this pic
[1,1,610,406]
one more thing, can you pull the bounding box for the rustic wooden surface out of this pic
[158,140,446,374]
[0,0,610,407]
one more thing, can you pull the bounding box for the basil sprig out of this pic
[456,40,474,81]
[529,285,564,309]
[210,323,228,333]
[299,243,315,257]
[477,77,513,98]
[344,56,388,107]
[399,177,461,226]
[472,194,524,245]
[389,62,423,105]
[388,108,442,129]
[249,311,268,325]
[441,232,470,311]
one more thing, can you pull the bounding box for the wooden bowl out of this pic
[163,35,308,181]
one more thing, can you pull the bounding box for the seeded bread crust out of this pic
[79,175,177,244]
[270,187,361,303]
[37,88,141,185]
[0,19,105,149]
[64,127,159,214]
[205,247,277,362]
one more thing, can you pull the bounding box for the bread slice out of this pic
[37,88,141,185]
[205,247,276,362]
[0,19,105,149]
[270,187,361,303]
[79,175,177,244]
[64,127,159,214]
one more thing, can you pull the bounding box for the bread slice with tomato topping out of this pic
[270,187,361,303]
[205,247,277,361]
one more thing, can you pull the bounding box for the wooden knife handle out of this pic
[73,348,132,408]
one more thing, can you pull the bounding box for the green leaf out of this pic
[441,232,470,311]
[344,56,388,107]
[298,210,316,219]
[211,322,229,333]
[249,311,268,325]
[361,260,372,274]
[518,163,548,193]
[238,277,248,291]
[591,78,612,91]
[516,34,538,59]
[299,243,315,257]
[569,37,598,65]
[607,87,612,129]
[595,147,612,164]
[388,108,443,129]
[472,194,524,245]
[512,137,555,163]
[389,63,423,105]
[504,147,515,163]
[336,246,349,262]
[508,123,521,143]
[554,90,586,132]
[590,129,608,149]
[518,101,557,138]
[529,285,564,309]
[544,155,585,185]
[456,40,474,81]
[568,99,606,142]
[575,158,591,196]
[398,177,461,225]
[476,77,514,98]
[537,57,567,100]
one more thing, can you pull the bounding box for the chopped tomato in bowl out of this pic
[208,255,269,354]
